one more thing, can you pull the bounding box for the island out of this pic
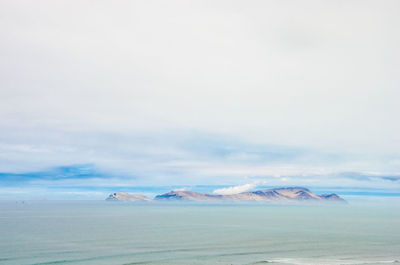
[106,187,346,203]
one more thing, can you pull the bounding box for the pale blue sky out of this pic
[0,0,399,198]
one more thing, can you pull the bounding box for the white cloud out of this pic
[0,0,399,193]
[213,181,263,195]
[0,0,399,154]
[173,187,191,192]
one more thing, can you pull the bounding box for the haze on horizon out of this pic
[0,0,399,199]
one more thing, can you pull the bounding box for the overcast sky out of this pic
[0,0,399,197]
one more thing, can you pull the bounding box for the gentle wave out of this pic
[271,258,400,265]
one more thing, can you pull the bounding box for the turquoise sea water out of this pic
[0,200,399,265]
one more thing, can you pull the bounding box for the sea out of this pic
[0,198,399,265]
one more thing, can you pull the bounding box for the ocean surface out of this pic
[0,200,399,265]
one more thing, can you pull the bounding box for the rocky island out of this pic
[106,192,152,202]
[106,187,346,203]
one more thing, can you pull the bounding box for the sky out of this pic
[0,0,399,199]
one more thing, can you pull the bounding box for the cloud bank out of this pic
[213,182,260,195]
[0,1,399,198]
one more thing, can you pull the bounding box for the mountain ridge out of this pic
[106,187,346,203]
